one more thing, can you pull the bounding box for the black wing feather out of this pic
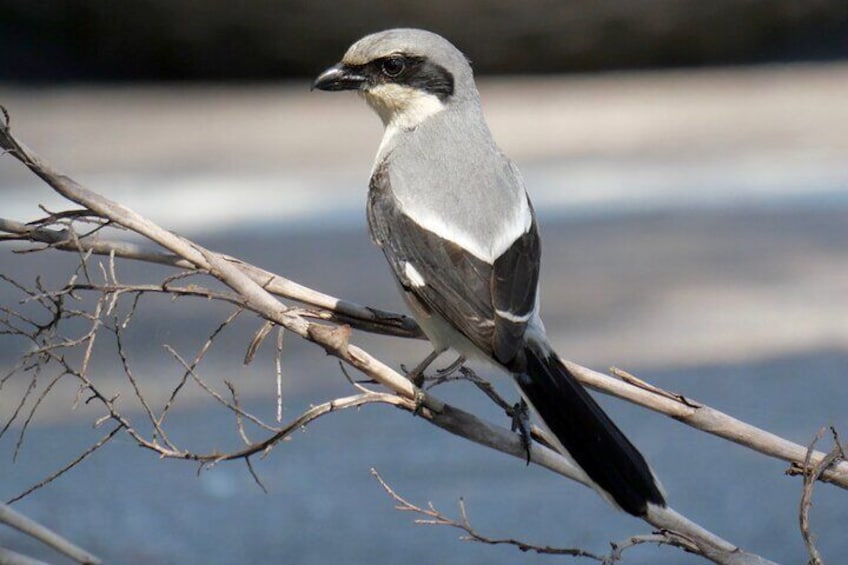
[491,219,540,364]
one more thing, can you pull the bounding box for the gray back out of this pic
[384,102,532,263]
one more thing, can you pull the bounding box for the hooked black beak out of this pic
[312,63,367,92]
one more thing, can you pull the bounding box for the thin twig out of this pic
[275,327,285,423]
[799,427,845,565]
[163,344,277,433]
[114,318,170,445]
[244,456,268,494]
[371,468,683,563]
[244,320,274,365]
[15,368,65,462]
[226,380,252,446]
[8,424,124,505]
[157,308,244,431]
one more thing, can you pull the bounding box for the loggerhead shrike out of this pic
[313,28,666,517]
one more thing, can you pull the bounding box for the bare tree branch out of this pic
[5,224,846,492]
[0,105,822,565]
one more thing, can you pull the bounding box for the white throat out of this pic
[364,83,446,130]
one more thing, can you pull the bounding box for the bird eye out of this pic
[381,56,406,77]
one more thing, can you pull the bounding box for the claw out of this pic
[435,355,466,377]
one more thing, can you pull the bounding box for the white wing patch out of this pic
[495,308,533,323]
[403,193,533,263]
[403,261,427,288]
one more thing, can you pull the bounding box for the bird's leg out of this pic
[402,349,441,387]
[510,398,533,465]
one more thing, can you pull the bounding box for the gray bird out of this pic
[313,28,666,517]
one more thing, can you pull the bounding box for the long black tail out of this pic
[516,345,666,516]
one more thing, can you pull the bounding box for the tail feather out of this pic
[517,346,666,516]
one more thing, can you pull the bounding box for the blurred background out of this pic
[2,0,848,79]
[1,2,847,564]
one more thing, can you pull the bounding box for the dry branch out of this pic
[0,107,829,564]
[5,219,846,490]
[371,468,609,560]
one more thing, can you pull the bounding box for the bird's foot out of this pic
[402,349,441,388]
[510,399,533,465]
[411,388,427,416]
[404,350,466,388]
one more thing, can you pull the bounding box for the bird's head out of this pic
[312,28,478,129]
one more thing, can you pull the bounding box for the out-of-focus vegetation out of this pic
[1,0,846,81]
